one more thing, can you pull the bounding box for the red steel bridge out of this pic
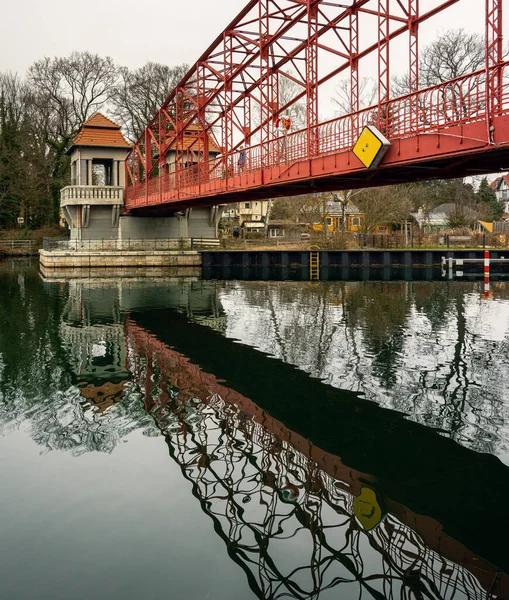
[125,0,509,214]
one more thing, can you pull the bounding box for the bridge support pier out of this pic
[119,214,187,239]
[119,206,224,241]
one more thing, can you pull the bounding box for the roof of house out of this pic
[490,175,509,191]
[324,200,363,216]
[410,211,449,226]
[166,123,221,155]
[268,219,305,227]
[299,199,363,217]
[434,203,478,220]
[69,113,131,151]
[82,113,121,129]
[78,381,126,413]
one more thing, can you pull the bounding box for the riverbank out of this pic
[38,247,509,272]
[0,227,65,257]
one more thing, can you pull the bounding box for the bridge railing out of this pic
[61,185,124,205]
[126,62,509,209]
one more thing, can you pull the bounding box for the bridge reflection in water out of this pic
[29,274,509,598]
[125,318,506,600]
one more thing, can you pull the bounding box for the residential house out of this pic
[238,199,270,234]
[410,207,449,231]
[267,219,308,238]
[435,203,478,226]
[490,174,509,213]
[410,203,478,231]
[310,200,364,234]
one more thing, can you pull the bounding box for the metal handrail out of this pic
[126,62,509,210]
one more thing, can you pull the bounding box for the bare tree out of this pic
[0,72,28,127]
[252,71,306,136]
[420,29,486,86]
[356,185,412,233]
[110,62,188,142]
[277,72,306,129]
[26,52,118,224]
[28,52,118,137]
[270,193,312,220]
[393,29,500,96]
[332,77,376,115]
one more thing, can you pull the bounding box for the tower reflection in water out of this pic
[51,276,507,599]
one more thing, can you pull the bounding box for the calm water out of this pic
[1,259,509,599]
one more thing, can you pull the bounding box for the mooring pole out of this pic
[484,250,490,298]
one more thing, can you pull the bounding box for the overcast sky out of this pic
[1,0,243,74]
[0,0,494,157]
[0,0,488,76]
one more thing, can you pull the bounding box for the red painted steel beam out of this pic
[125,0,508,213]
[140,0,460,178]
[486,0,504,119]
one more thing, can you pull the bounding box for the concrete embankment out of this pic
[39,249,201,269]
[38,247,509,274]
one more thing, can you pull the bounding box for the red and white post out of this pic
[484,250,490,298]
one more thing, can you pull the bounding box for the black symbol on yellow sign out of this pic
[353,125,390,169]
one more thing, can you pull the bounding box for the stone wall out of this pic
[39,250,202,269]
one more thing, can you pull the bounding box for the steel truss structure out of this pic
[125,320,508,599]
[125,0,509,213]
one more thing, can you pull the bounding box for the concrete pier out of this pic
[39,249,201,269]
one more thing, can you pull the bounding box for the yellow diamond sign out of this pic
[353,125,390,169]
[353,487,383,531]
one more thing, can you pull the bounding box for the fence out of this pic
[42,238,220,252]
[220,232,509,251]
[356,232,509,249]
[0,240,36,254]
[41,233,509,253]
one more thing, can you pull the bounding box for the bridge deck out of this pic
[126,66,509,214]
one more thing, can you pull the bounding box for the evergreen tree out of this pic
[0,92,24,227]
[476,177,503,221]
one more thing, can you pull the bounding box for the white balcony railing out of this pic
[60,185,124,205]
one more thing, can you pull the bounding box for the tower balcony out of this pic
[60,185,124,207]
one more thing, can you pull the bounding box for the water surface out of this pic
[1,259,508,599]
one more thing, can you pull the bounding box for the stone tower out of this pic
[61,113,131,240]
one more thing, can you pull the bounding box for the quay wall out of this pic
[202,249,509,268]
[38,248,509,271]
[39,250,201,269]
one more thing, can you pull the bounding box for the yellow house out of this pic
[311,200,364,233]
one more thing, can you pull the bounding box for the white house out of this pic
[490,175,509,213]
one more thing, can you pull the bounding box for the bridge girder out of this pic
[125,0,508,212]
